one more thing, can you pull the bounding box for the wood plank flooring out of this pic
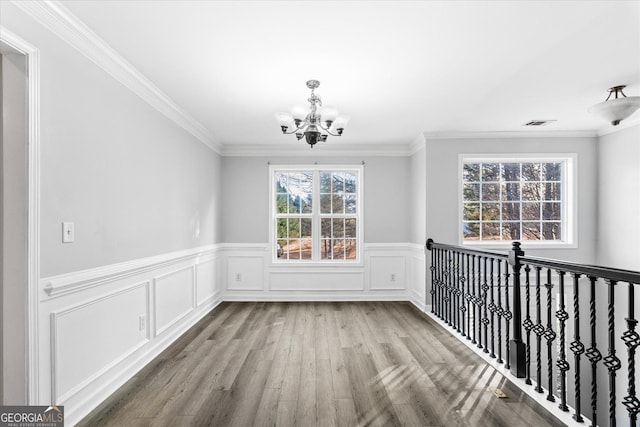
[78,302,565,426]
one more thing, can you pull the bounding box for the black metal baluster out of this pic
[556,271,569,412]
[569,273,584,422]
[440,249,446,320]
[544,269,556,402]
[429,243,436,314]
[435,248,441,318]
[489,258,496,358]
[455,251,462,333]
[533,266,544,394]
[622,282,640,427]
[442,250,448,323]
[523,264,533,385]
[482,256,490,353]
[504,259,512,370]
[447,251,453,327]
[471,255,477,344]
[459,254,469,336]
[466,253,471,340]
[451,251,457,332]
[476,255,483,350]
[449,250,455,326]
[445,250,449,320]
[497,261,503,364]
[603,279,621,427]
[585,276,601,427]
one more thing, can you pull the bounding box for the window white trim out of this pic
[457,153,577,249]
[269,164,364,265]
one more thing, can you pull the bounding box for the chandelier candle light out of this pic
[276,80,349,147]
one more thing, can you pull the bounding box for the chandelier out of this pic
[276,80,349,147]
[589,85,640,126]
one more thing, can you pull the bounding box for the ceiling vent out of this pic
[524,120,556,126]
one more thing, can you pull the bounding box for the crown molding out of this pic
[11,0,222,154]
[221,142,418,157]
[423,130,598,140]
[407,133,426,155]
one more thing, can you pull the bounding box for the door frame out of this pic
[0,26,40,404]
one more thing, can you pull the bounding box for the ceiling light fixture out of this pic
[276,80,349,148]
[589,85,640,126]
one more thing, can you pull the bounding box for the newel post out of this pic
[509,241,527,378]
[426,239,435,314]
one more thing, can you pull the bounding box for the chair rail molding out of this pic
[40,244,219,299]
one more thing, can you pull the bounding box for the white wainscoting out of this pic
[38,245,222,426]
[222,242,426,301]
[270,270,365,291]
[51,281,150,403]
[153,266,195,336]
[407,246,428,311]
[36,242,426,425]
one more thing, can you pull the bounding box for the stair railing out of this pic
[426,238,640,427]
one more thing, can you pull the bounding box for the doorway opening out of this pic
[1,40,28,405]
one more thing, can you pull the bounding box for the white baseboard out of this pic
[408,290,426,312]
[223,291,409,302]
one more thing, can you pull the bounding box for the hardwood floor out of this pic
[79,302,565,426]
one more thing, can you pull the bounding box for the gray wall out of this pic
[409,142,426,245]
[221,155,412,243]
[425,136,598,263]
[597,124,640,270]
[0,5,223,278]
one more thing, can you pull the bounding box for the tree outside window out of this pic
[462,159,566,243]
[273,167,361,261]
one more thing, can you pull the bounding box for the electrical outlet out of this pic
[62,222,75,243]
[390,274,396,282]
[139,315,146,331]
[235,273,242,282]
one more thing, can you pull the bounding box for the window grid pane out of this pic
[275,169,359,261]
[462,160,564,242]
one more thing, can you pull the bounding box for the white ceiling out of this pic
[59,0,640,148]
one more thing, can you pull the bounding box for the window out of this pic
[460,155,575,245]
[271,165,362,262]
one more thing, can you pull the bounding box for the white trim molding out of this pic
[0,25,41,405]
[10,0,222,154]
[457,153,578,249]
[41,244,219,299]
[424,130,598,140]
[222,143,421,157]
[38,244,222,425]
[50,280,150,403]
[408,133,426,156]
[220,242,425,300]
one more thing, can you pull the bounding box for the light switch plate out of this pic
[62,222,75,243]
